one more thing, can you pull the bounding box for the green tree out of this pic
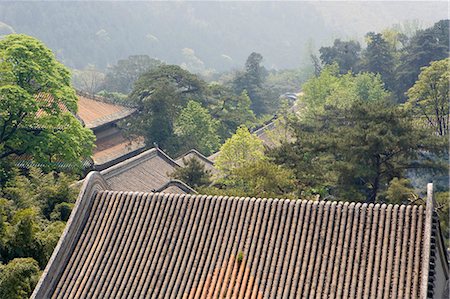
[300,64,389,117]
[174,101,220,156]
[215,126,265,180]
[7,208,39,262]
[209,86,256,139]
[360,32,396,92]
[319,39,361,74]
[228,159,297,198]
[278,98,444,203]
[435,191,449,247]
[0,258,39,299]
[50,202,73,222]
[0,34,95,170]
[127,65,206,153]
[232,52,274,115]
[396,20,449,101]
[406,58,449,136]
[384,178,416,204]
[170,157,211,188]
[102,55,163,94]
[0,169,77,266]
[276,69,445,202]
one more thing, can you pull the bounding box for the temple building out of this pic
[32,172,449,298]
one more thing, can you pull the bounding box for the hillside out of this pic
[0,1,446,71]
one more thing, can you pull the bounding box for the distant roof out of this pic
[77,95,134,129]
[176,149,216,173]
[92,135,145,168]
[32,173,448,298]
[154,179,197,194]
[99,147,182,193]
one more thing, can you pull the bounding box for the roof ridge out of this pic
[91,189,430,210]
[32,172,109,298]
[175,149,214,165]
[154,180,198,194]
[100,147,180,180]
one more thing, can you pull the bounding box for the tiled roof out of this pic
[99,147,181,193]
[93,135,145,168]
[176,149,216,173]
[35,92,71,117]
[154,179,197,194]
[32,173,448,298]
[77,95,134,129]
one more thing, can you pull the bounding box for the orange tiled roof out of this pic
[92,135,145,167]
[77,95,134,129]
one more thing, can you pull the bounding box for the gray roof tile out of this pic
[32,173,448,298]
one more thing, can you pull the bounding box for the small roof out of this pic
[77,95,134,129]
[154,179,197,194]
[176,149,216,173]
[99,147,182,193]
[32,173,448,298]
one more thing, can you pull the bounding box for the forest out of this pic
[0,13,448,298]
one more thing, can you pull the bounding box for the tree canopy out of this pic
[126,64,207,154]
[406,58,449,136]
[215,126,265,180]
[170,157,211,188]
[232,52,276,115]
[360,32,396,92]
[319,39,361,74]
[209,86,256,139]
[0,34,95,171]
[273,69,446,202]
[174,101,220,156]
[396,20,449,101]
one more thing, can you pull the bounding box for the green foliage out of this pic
[0,34,95,171]
[396,20,449,101]
[50,202,73,222]
[170,157,211,188]
[127,64,207,154]
[319,39,361,73]
[435,192,449,247]
[360,32,396,92]
[212,125,297,198]
[7,208,40,263]
[209,86,256,140]
[228,159,297,199]
[174,101,220,156]
[35,221,65,265]
[232,52,277,115]
[384,178,416,204]
[276,68,446,202]
[215,126,265,180]
[300,64,389,117]
[0,169,76,268]
[0,258,39,299]
[406,58,449,136]
[102,55,163,94]
[236,251,243,264]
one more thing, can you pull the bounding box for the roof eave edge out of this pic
[421,183,434,299]
[31,171,109,299]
